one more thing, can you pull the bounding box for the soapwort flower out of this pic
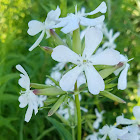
[93,108,105,129]
[118,125,140,140]
[99,125,128,140]
[117,106,140,125]
[53,2,107,34]
[114,54,132,90]
[27,6,61,51]
[102,29,120,49]
[16,64,38,122]
[51,27,120,95]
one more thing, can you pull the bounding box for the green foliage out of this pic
[0,0,140,139]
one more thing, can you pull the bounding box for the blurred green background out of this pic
[0,0,140,139]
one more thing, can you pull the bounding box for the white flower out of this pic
[93,108,105,129]
[85,132,99,140]
[16,64,38,122]
[51,27,120,95]
[114,55,130,90]
[116,106,140,125]
[99,125,128,140]
[118,125,140,140]
[57,100,75,120]
[45,70,62,86]
[102,27,120,49]
[53,2,107,34]
[27,6,61,51]
[38,95,47,108]
[52,62,66,71]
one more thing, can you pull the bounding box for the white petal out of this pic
[118,64,129,90]
[60,16,79,34]
[18,94,28,108]
[45,30,51,39]
[27,20,44,36]
[51,45,80,64]
[53,15,79,34]
[133,106,140,121]
[82,27,103,58]
[16,65,30,90]
[80,107,88,112]
[84,65,105,95]
[114,66,125,76]
[80,15,105,27]
[85,2,107,16]
[60,66,83,91]
[112,32,120,42]
[16,64,28,76]
[102,42,109,49]
[93,118,100,129]
[90,49,120,65]
[77,73,86,88]
[29,30,45,51]
[25,104,33,122]
[29,91,38,115]
[45,6,61,22]
[116,115,135,125]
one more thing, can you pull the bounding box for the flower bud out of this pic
[30,83,50,89]
[33,87,66,96]
[40,46,53,54]
[48,95,66,116]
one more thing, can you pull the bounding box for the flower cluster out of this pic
[86,106,140,140]
[15,4,133,140]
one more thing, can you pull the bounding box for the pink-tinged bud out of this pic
[33,87,66,96]
[33,89,39,95]
[117,62,124,68]
[40,46,53,54]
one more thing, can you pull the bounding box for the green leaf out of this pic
[0,94,18,102]
[47,117,72,140]
[100,90,126,103]
[48,95,66,116]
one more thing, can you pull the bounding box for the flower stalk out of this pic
[75,83,81,140]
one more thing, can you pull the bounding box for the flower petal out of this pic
[29,30,45,51]
[27,20,44,36]
[112,32,120,42]
[80,15,105,27]
[84,65,105,95]
[16,65,30,90]
[18,94,28,108]
[116,114,135,125]
[51,45,80,64]
[84,2,107,16]
[45,6,61,22]
[82,27,103,58]
[90,49,120,65]
[133,106,140,121]
[118,64,129,90]
[53,14,79,34]
[25,104,33,122]
[60,66,83,91]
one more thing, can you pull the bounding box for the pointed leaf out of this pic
[100,90,126,103]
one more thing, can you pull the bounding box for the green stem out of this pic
[72,28,81,54]
[75,83,81,140]
[72,127,76,140]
